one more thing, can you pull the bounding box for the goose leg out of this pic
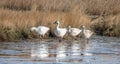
[74,36,78,40]
[58,37,62,42]
[39,35,43,40]
[86,38,89,44]
[39,35,42,39]
[42,35,44,38]
[41,35,45,40]
[44,34,46,39]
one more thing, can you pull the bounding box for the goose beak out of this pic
[53,22,56,24]
[30,29,32,32]
[30,30,32,32]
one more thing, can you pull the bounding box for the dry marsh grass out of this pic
[0,0,120,41]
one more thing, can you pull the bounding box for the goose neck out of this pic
[56,23,60,29]
[35,28,38,31]
[82,27,85,33]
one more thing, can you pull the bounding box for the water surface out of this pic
[0,36,120,64]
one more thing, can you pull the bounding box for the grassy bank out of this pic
[0,0,120,41]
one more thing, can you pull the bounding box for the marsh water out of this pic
[0,36,120,64]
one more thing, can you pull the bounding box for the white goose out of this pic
[54,20,67,41]
[68,26,82,38]
[30,26,50,38]
[82,25,93,40]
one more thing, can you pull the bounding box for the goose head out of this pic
[68,26,71,29]
[81,25,85,29]
[54,20,60,25]
[67,26,71,32]
[30,27,37,32]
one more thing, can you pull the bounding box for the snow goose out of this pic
[30,26,50,39]
[68,26,82,39]
[54,20,67,41]
[81,25,93,40]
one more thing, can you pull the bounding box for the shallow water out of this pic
[0,36,120,64]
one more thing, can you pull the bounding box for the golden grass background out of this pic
[0,0,120,41]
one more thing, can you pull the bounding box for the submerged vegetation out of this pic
[0,0,120,41]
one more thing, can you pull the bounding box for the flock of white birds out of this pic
[30,20,93,41]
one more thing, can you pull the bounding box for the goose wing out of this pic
[70,28,82,36]
[84,30,93,38]
[37,26,50,34]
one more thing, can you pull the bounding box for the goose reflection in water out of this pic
[56,43,67,58]
[79,40,92,56]
[31,43,49,58]
[71,41,92,56]
[71,43,81,56]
